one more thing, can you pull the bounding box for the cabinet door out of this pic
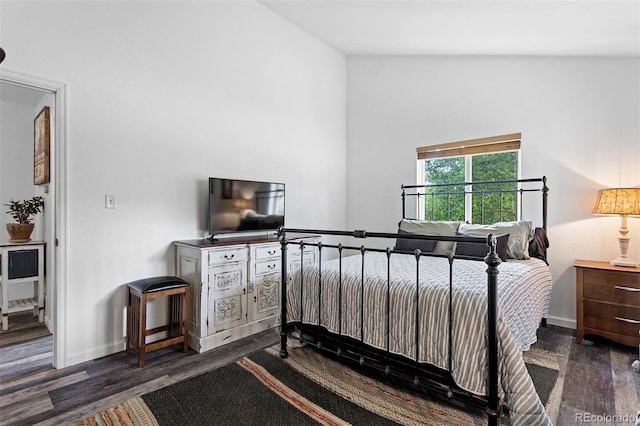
[208,262,248,333]
[251,272,280,322]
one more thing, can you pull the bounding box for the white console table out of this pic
[174,235,318,353]
[0,241,45,330]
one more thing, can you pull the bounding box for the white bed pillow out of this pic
[458,221,533,259]
[398,219,460,255]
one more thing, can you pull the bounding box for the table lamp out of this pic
[592,188,640,267]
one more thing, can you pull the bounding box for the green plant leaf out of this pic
[4,196,44,224]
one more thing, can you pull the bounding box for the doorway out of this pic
[0,70,67,368]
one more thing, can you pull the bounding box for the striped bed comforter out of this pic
[286,252,553,426]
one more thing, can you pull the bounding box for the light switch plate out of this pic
[105,194,116,209]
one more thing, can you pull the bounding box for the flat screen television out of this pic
[208,177,285,239]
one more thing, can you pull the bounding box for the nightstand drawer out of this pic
[583,300,640,337]
[582,268,640,306]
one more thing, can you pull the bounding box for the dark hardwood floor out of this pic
[0,314,280,426]
[0,312,51,348]
[0,313,638,426]
[534,326,640,425]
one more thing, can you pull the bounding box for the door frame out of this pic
[1,69,68,368]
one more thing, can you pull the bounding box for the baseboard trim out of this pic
[546,315,576,330]
[67,340,125,367]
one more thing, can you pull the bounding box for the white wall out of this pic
[1,1,346,365]
[0,100,34,230]
[347,56,640,327]
[0,99,48,300]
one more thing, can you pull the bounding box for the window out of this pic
[416,133,521,224]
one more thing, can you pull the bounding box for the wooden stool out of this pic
[126,276,189,367]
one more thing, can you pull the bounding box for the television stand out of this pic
[173,234,319,353]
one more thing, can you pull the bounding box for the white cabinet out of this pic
[174,236,317,353]
[0,242,45,331]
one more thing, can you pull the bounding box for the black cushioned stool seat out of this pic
[126,276,189,367]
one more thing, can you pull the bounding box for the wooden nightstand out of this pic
[575,260,640,347]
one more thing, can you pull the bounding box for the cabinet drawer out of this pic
[208,247,247,266]
[289,248,316,268]
[289,255,315,273]
[583,300,640,337]
[254,260,281,276]
[583,269,640,306]
[287,240,318,264]
[254,245,280,261]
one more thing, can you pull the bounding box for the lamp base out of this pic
[610,257,639,268]
[611,223,638,268]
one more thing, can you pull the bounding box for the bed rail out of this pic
[278,228,502,426]
[401,176,548,231]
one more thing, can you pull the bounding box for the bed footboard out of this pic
[278,227,502,426]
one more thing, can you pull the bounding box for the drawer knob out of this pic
[615,316,640,324]
[614,285,640,292]
[268,250,276,255]
[267,264,276,269]
[224,254,235,260]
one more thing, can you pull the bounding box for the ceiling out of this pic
[1,1,637,107]
[260,0,640,57]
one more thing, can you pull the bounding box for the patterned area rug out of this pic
[69,397,157,426]
[70,345,559,426]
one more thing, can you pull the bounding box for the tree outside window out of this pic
[422,151,519,224]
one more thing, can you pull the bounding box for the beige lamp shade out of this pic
[592,188,640,216]
[592,187,640,267]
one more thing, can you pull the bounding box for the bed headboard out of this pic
[401,176,548,231]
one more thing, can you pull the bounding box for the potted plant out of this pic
[5,196,44,243]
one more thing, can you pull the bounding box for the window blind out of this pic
[417,133,521,160]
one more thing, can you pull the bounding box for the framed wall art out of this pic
[34,106,50,185]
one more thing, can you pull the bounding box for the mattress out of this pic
[286,252,553,426]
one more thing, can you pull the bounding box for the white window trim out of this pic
[416,134,522,222]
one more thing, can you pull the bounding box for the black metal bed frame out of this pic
[402,176,548,230]
[278,177,548,426]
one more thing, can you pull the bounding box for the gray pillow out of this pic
[458,221,533,259]
[398,219,460,255]
[455,233,510,262]
[394,229,438,252]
